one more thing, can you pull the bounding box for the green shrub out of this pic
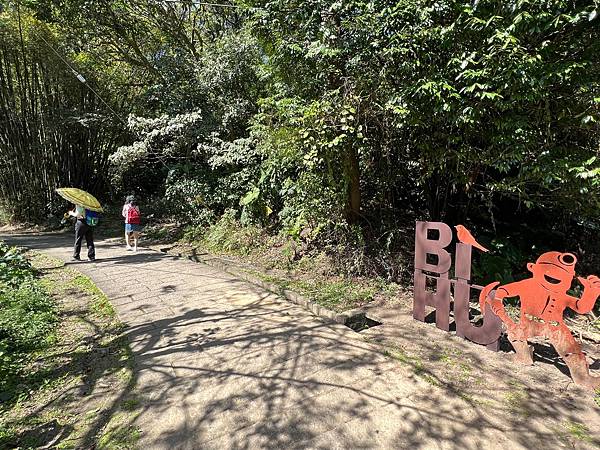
[0,243,35,289]
[200,210,265,255]
[163,172,218,226]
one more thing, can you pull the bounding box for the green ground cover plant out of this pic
[0,242,57,401]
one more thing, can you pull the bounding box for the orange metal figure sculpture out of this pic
[480,252,600,389]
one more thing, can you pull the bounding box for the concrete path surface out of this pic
[1,232,560,449]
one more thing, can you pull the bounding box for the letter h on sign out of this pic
[413,221,502,351]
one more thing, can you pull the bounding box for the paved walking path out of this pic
[1,232,551,449]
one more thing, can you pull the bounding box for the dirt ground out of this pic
[362,293,600,448]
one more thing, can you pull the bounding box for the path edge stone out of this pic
[202,256,352,324]
[163,249,360,325]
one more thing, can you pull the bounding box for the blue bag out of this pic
[85,209,100,226]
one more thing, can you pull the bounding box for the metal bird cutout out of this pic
[455,225,489,252]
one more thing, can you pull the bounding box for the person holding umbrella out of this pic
[56,188,102,262]
[67,203,95,261]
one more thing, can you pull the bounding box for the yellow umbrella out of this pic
[56,188,103,212]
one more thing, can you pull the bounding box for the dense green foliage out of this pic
[249,0,600,226]
[1,0,599,277]
[0,242,57,395]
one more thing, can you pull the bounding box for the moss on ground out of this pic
[71,274,116,318]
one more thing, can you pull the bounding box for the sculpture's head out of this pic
[527,251,576,293]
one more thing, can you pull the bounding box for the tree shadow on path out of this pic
[2,231,598,449]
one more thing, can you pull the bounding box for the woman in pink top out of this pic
[122,195,142,251]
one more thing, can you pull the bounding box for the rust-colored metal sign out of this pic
[413,222,502,351]
[413,221,600,389]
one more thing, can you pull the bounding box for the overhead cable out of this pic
[37,33,129,126]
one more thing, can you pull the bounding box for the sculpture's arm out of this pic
[569,275,600,314]
[480,281,521,329]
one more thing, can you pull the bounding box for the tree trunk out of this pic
[346,146,361,223]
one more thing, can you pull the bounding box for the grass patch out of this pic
[557,421,594,446]
[0,250,138,449]
[121,397,141,412]
[563,421,593,443]
[0,244,58,408]
[384,346,416,365]
[383,344,491,401]
[72,274,116,317]
[197,217,265,256]
[97,412,141,450]
[436,347,473,382]
[245,269,388,312]
[143,222,183,244]
[383,346,430,380]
